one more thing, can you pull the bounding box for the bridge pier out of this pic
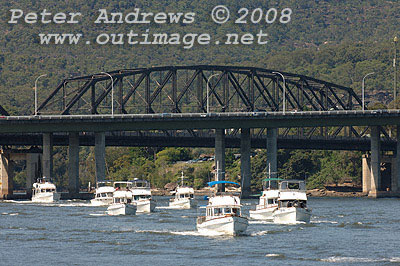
[369,126,381,197]
[240,128,251,198]
[215,129,225,192]
[395,125,400,193]
[42,133,53,178]
[68,132,80,195]
[26,153,40,198]
[362,126,400,197]
[95,132,106,182]
[362,154,371,193]
[266,128,278,178]
[0,153,13,199]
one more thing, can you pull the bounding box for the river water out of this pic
[1,197,399,266]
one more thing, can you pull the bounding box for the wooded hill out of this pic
[1,0,398,190]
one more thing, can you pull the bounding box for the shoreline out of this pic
[151,188,369,198]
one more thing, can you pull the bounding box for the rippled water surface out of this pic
[1,197,399,265]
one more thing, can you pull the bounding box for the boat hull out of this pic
[107,203,137,216]
[90,198,113,206]
[273,207,311,224]
[197,216,248,236]
[249,207,276,220]
[31,192,60,203]
[169,198,196,209]
[135,200,156,213]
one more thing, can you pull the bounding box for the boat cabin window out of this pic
[178,193,192,199]
[213,208,222,216]
[222,208,240,215]
[267,199,276,205]
[279,200,307,208]
[280,181,306,191]
[134,195,151,200]
[106,192,113,197]
[224,208,231,214]
[232,208,240,215]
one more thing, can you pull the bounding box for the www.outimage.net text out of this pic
[7,7,292,49]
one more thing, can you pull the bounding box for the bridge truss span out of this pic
[35,65,390,140]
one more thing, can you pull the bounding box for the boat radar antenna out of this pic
[215,161,226,192]
[180,171,186,187]
[264,163,278,188]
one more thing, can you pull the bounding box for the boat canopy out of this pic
[207,181,240,187]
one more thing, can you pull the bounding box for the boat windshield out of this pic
[113,197,132,204]
[37,177,53,183]
[178,193,194,199]
[278,200,307,208]
[114,182,132,190]
[279,181,306,191]
[208,207,240,216]
[130,179,150,189]
[133,195,151,200]
[40,188,55,193]
[96,192,113,198]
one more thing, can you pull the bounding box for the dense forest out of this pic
[1,0,399,191]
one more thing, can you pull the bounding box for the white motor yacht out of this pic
[272,180,312,224]
[106,190,137,216]
[90,181,114,206]
[169,172,196,209]
[32,177,61,203]
[129,179,156,213]
[249,178,281,220]
[197,181,248,236]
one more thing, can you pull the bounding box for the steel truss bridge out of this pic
[0,65,396,148]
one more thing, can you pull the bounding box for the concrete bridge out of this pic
[0,111,399,199]
[0,65,399,199]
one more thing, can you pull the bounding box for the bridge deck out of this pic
[0,110,399,133]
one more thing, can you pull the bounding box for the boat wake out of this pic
[57,203,92,207]
[320,256,400,263]
[311,220,338,224]
[1,200,31,204]
[89,213,107,216]
[251,230,270,236]
[1,212,19,216]
[134,229,233,237]
[156,206,180,210]
[265,253,285,259]
[248,220,274,225]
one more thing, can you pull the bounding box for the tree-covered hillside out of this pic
[1,0,398,114]
[1,0,399,191]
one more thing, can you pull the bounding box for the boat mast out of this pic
[180,171,185,186]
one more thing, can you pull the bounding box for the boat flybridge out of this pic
[169,172,196,209]
[249,177,282,220]
[129,179,156,213]
[32,177,61,203]
[272,180,312,224]
[106,189,137,216]
[197,181,248,236]
[90,180,114,206]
